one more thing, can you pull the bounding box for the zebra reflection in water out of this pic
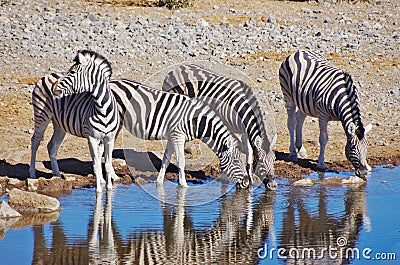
[120,185,276,264]
[279,184,369,264]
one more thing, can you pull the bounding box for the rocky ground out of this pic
[0,0,399,194]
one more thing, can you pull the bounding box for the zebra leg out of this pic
[88,136,104,193]
[286,102,298,161]
[157,140,174,186]
[29,121,50,178]
[295,111,307,158]
[317,117,329,170]
[103,135,117,190]
[171,136,189,188]
[47,123,66,177]
[241,134,254,184]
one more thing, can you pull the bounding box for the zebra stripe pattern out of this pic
[30,50,120,192]
[279,50,371,177]
[30,73,248,188]
[110,79,248,188]
[162,64,277,189]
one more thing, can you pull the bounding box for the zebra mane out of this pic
[74,49,113,77]
[344,71,364,139]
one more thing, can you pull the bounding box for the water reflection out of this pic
[26,184,275,265]
[2,167,400,264]
[279,184,368,264]
[121,185,276,264]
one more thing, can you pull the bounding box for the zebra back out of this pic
[162,64,272,159]
[32,72,63,127]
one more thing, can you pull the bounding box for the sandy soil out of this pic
[0,0,399,187]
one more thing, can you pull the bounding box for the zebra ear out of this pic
[77,52,89,66]
[364,123,372,134]
[348,122,356,136]
[270,133,277,149]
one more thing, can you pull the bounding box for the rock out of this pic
[8,188,60,214]
[293,178,313,187]
[134,177,149,186]
[26,178,38,192]
[8,178,25,189]
[267,16,276,24]
[37,177,72,197]
[113,158,127,167]
[0,200,22,218]
[343,176,365,185]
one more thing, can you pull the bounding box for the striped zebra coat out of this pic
[30,50,120,192]
[110,79,248,188]
[279,50,372,177]
[30,74,248,188]
[162,64,277,189]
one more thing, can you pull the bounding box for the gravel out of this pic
[0,0,399,164]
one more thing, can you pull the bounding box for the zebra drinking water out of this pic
[162,64,277,189]
[110,79,249,188]
[279,50,372,178]
[30,67,248,188]
[29,50,120,193]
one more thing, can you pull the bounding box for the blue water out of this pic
[0,166,399,264]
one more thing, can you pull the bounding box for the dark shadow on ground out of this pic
[0,159,48,180]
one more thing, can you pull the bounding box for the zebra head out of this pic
[53,50,112,98]
[253,134,277,189]
[219,136,249,189]
[345,122,372,178]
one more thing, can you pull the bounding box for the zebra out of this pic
[110,79,249,188]
[162,64,277,189]
[279,50,372,178]
[29,50,120,193]
[30,70,248,189]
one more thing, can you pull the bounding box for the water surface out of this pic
[0,166,399,264]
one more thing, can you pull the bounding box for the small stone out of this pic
[8,188,60,214]
[364,62,371,69]
[87,13,98,22]
[134,177,148,186]
[113,158,126,167]
[343,176,365,184]
[267,16,276,24]
[26,178,38,192]
[0,201,22,218]
[293,178,313,187]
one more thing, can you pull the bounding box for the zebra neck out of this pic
[91,81,112,115]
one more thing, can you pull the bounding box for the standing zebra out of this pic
[110,79,249,188]
[279,50,372,177]
[30,71,248,189]
[29,50,120,193]
[162,64,277,189]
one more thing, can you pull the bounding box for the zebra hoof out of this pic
[317,165,328,172]
[111,174,120,182]
[99,177,106,185]
[288,153,298,162]
[297,147,307,158]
